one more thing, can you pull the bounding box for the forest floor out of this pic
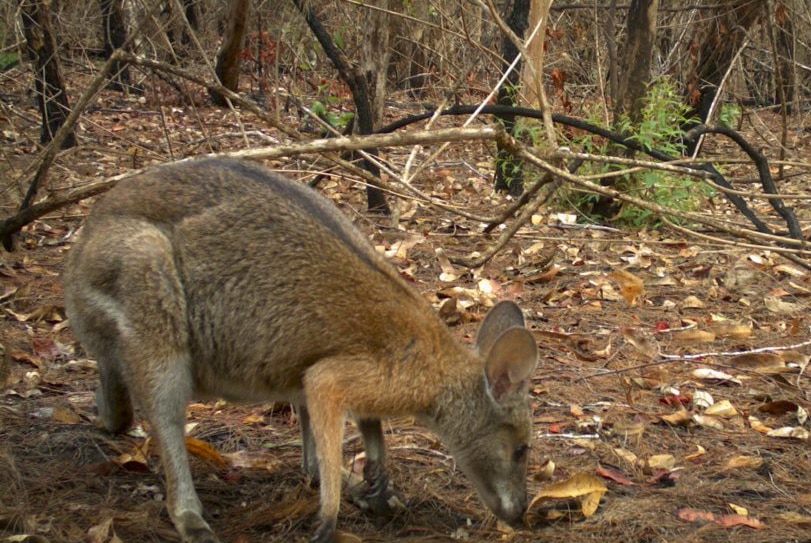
[1,69,811,543]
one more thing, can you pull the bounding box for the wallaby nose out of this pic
[495,496,527,525]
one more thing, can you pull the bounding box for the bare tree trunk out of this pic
[685,0,763,124]
[210,0,249,107]
[614,0,658,123]
[493,0,530,197]
[99,0,131,91]
[592,0,659,219]
[20,0,76,148]
[292,0,390,213]
[361,0,393,124]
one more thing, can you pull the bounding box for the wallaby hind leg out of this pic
[100,228,219,543]
[134,351,218,543]
[96,358,134,434]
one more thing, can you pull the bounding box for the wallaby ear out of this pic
[484,327,538,404]
[476,301,526,356]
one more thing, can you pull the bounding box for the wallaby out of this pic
[64,158,539,543]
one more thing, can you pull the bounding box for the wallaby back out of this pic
[64,158,539,543]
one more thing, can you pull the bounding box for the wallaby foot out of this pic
[174,510,220,543]
[350,461,402,516]
[310,518,337,543]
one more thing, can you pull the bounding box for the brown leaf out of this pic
[717,514,766,529]
[757,400,799,416]
[677,508,717,523]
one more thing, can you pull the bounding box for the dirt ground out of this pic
[2,77,811,543]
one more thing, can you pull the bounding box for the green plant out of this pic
[310,100,354,132]
[0,52,19,71]
[718,102,742,129]
[561,77,715,228]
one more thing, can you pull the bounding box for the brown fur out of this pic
[64,158,539,543]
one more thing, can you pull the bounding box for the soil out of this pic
[1,72,810,543]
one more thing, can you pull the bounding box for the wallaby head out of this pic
[64,158,539,543]
[427,301,538,524]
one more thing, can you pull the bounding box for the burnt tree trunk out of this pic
[685,0,763,125]
[20,0,76,148]
[292,0,389,213]
[613,0,658,124]
[99,0,131,91]
[210,0,249,107]
[493,0,530,197]
[591,0,659,219]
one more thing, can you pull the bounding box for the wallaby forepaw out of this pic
[349,480,404,517]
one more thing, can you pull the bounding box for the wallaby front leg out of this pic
[356,418,396,516]
[304,365,350,543]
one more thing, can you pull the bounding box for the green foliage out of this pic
[0,52,18,71]
[310,100,354,132]
[563,77,714,228]
[718,102,742,129]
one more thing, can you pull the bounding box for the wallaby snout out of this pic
[64,158,539,543]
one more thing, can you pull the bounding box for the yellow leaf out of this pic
[528,472,607,512]
[704,400,738,418]
[609,269,644,306]
[684,445,706,460]
[580,489,605,517]
[728,503,748,516]
[710,322,752,339]
[724,455,764,470]
[647,454,676,471]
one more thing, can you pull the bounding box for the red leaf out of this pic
[596,465,634,486]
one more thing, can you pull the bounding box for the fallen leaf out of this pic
[673,330,716,344]
[435,248,459,282]
[647,454,676,471]
[683,445,706,461]
[681,295,704,308]
[704,399,738,418]
[222,450,282,471]
[692,368,742,385]
[764,296,802,314]
[529,472,607,518]
[728,503,749,516]
[609,269,645,306]
[660,408,692,426]
[757,400,798,416]
[766,426,809,440]
[596,465,634,486]
[717,513,766,529]
[692,413,725,430]
[692,390,714,409]
[185,437,228,468]
[728,352,785,370]
[677,508,716,523]
[710,322,752,339]
[724,455,764,470]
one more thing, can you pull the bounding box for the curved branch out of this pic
[376,104,777,236]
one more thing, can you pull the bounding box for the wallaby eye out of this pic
[513,444,530,462]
